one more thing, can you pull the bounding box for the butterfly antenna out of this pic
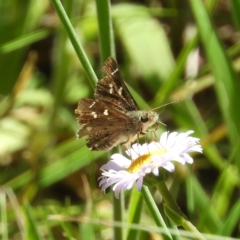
[151,98,183,111]
[157,120,166,126]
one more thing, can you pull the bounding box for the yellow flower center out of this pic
[126,148,167,173]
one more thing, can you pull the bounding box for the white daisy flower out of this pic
[99,131,202,198]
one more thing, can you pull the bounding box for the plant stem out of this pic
[142,186,173,240]
[156,182,206,240]
[51,0,98,88]
[96,0,115,62]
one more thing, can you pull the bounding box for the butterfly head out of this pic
[140,110,159,132]
[127,110,159,133]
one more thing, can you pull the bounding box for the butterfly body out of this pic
[75,57,159,151]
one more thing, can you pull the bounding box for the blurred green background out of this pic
[0,0,239,239]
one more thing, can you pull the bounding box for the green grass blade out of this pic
[80,222,95,240]
[190,175,223,232]
[96,0,115,61]
[218,198,240,236]
[0,190,8,240]
[51,0,98,88]
[153,35,198,105]
[231,0,240,30]
[113,4,175,89]
[39,148,105,188]
[189,0,240,168]
[23,202,43,240]
[211,165,239,218]
[0,29,50,53]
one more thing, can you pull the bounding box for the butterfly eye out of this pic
[140,116,149,123]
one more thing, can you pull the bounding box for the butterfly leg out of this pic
[121,141,134,161]
[135,132,142,156]
[121,141,130,151]
[146,123,159,142]
[121,136,142,161]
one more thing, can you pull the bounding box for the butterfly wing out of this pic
[75,98,141,150]
[95,57,139,112]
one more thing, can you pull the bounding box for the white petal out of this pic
[101,154,131,171]
[159,131,169,147]
[185,130,194,135]
[114,186,122,199]
[111,154,132,166]
[162,162,175,172]
[138,143,149,155]
[148,141,163,151]
[171,155,187,165]
[136,177,143,191]
[144,166,152,174]
[167,132,178,148]
[187,145,202,153]
[126,144,142,160]
[152,167,159,176]
[181,153,194,164]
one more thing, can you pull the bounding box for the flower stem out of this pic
[142,186,173,240]
[113,191,124,240]
[156,182,206,240]
[156,182,186,218]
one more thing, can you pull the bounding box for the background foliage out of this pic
[0,0,239,239]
